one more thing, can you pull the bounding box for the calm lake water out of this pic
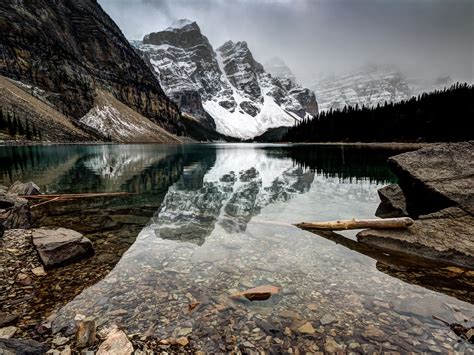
[1,144,473,352]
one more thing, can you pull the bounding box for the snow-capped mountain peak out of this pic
[133,21,318,139]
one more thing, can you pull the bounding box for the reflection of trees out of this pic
[275,145,412,184]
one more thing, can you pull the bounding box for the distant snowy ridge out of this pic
[308,65,456,112]
[133,20,318,139]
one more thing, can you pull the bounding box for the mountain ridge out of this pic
[134,19,319,139]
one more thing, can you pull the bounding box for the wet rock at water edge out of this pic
[0,338,47,355]
[375,183,408,218]
[32,228,94,267]
[96,328,133,355]
[7,181,41,196]
[388,141,474,216]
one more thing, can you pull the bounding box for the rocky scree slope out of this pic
[0,0,183,140]
[134,20,318,139]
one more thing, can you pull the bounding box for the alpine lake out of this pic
[0,143,473,353]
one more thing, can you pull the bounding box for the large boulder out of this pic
[375,184,408,218]
[388,141,474,216]
[357,207,474,268]
[7,181,41,196]
[32,228,94,267]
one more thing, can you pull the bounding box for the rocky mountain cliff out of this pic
[0,0,183,139]
[134,20,318,139]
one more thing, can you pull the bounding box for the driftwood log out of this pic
[295,217,414,231]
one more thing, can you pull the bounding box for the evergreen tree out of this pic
[283,83,474,143]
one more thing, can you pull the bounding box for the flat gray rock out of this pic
[388,141,474,216]
[357,207,474,268]
[375,184,408,218]
[32,228,94,267]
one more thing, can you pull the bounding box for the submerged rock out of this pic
[32,228,94,267]
[7,181,41,196]
[358,207,474,268]
[0,338,47,355]
[388,141,474,216]
[230,285,280,301]
[375,184,408,218]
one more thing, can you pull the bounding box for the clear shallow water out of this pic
[1,144,473,352]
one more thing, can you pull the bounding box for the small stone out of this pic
[242,341,254,348]
[324,337,343,352]
[31,266,47,276]
[230,285,280,301]
[61,345,72,355]
[363,325,386,340]
[175,337,189,347]
[0,326,17,339]
[52,337,68,346]
[307,303,318,311]
[297,322,315,335]
[349,342,360,349]
[320,313,337,325]
[75,317,96,348]
[0,312,18,327]
[16,273,32,286]
[445,266,464,273]
[175,327,192,337]
[96,329,133,354]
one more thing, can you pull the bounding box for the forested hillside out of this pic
[283,83,473,142]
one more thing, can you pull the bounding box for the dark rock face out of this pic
[388,142,474,216]
[375,184,408,218]
[0,0,182,134]
[218,40,264,103]
[32,228,94,267]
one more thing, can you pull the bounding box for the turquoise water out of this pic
[1,144,472,352]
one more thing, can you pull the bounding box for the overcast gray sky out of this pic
[98,0,473,84]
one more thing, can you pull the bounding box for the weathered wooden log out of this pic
[295,217,414,231]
